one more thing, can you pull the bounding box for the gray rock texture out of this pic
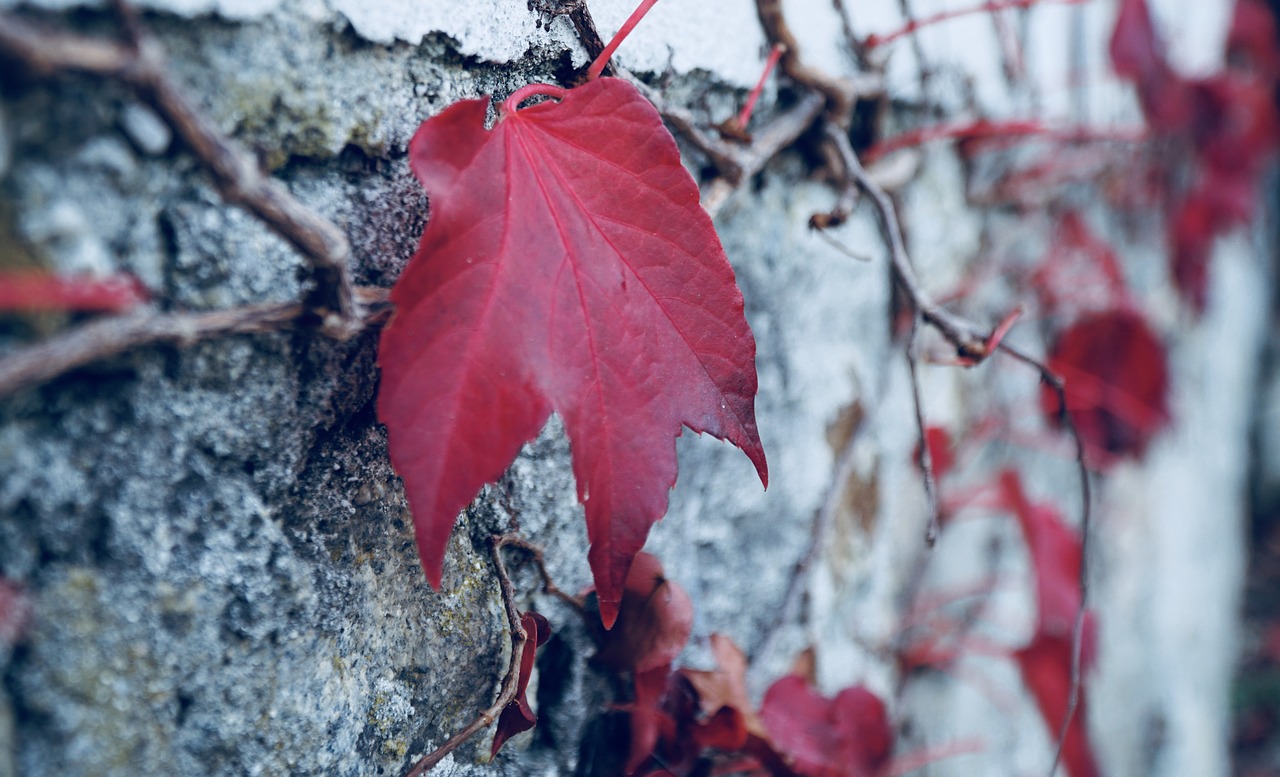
[0,1,1272,776]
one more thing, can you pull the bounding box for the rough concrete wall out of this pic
[0,1,1270,777]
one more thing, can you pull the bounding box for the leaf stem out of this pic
[736,42,787,129]
[865,0,1092,49]
[585,0,661,81]
[500,84,568,116]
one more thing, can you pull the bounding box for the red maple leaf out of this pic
[491,610,552,756]
[376,25,767,627]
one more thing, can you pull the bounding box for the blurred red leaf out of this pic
[681,633,765,744]
[376,72,768,630]
[757,675,892,777]
[1042,309,1170,463]
[915,426,955,481]
[0,271,147,314]
[997,471,1088,639]
[626,665,681,774]
[1110,0,1280,311]
[491,611,552,756]
[595,552,695,673]
[1109,0,1189,129]
[1014,630,1100,777]
[998,470,1099,777]
[1031,212,1129,318]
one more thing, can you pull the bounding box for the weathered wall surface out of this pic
[0,1,1272,776]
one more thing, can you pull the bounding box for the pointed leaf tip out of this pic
[599,598,621,630]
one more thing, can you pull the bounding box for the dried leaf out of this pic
[681,633,765,741]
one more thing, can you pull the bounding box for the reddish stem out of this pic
[865,119,1146,162]
[737,43,787,129]
[586,0,661,81]
[865,0,1092,48]
[0,271,147,313]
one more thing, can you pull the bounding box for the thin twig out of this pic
[755,0,859,124]
[602,0,881,220]
[997,344,1092,777]
[619,69,828,217]
[906,314,941,545]
[893,0,932,96]
[824,123,985,543]
[496,535,587,612]
[701,92,826,217]
[830,0,873,69]
[822,130,1095,749]
[0,10,360,333]
[866,0,1090,49]
[865,119,1147,163]
[566,3,614,77]
[0,288,390,399]
[404,535,534,777]
[825,125,989,356]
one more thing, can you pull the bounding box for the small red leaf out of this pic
[1042,309,1170,463]
[377,76,767,628]
[596,552,695,674]
[916,426,955,480]
[491,611,552,756]
[758,675,892,777]
[0,271,147,314]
